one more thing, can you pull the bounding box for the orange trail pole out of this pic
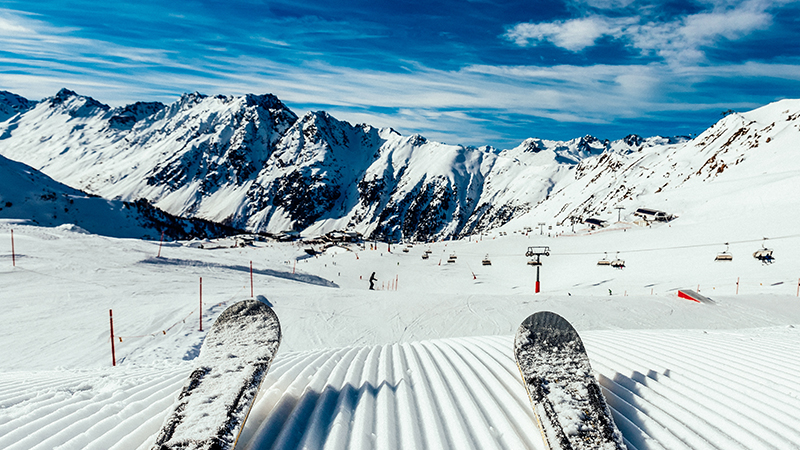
[157,231,164,258]
[109,309,116,367]
[199,277,203,332]
[10,229,15,267]
[796,278,799,297]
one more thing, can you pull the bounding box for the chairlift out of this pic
[611,252,625,269]
[597,252,611,266]
[525,246,551,257]
[421,252,429,260]
[715,243,733,261]
[753,238,775,264]
[402,247,409,253]
[482,254,492,266]
[447,253,457,263]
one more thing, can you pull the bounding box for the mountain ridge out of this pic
[2,88,794,242]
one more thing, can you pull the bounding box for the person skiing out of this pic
[369,272,377,290]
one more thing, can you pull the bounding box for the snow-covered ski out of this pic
[514,311,625,450]
[152,299,281,450]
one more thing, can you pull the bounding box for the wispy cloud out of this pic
[505,0,776,63]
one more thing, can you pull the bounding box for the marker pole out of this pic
[199,277,203,332]
[250,261,254,297]
[109,309,116,367]
[10,229,15,267]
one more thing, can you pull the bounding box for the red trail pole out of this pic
[199,277,203,332]
[250,261,254,297]
[10,229,15,267]
[157,231,164,258]
[109,309,116,367]
[736,277,740,295]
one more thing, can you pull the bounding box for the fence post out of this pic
[11,229,15,267]
[157,231,164,258]
[109,309,116,367]
[199,277,203,332]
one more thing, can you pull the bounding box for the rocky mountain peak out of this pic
[0,91,36,122]
[46,88,109,117]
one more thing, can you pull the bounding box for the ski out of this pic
[152,299,281,450]
[514,311,625,450]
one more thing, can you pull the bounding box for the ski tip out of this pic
[213,299,281,338]
[518,311,573,332]
[514,311,584,352]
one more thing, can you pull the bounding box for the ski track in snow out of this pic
[1,329,798,450]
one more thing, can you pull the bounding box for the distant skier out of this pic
[369,272,377,290]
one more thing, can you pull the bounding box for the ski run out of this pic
[2,211,800,449]
[1,326,799,450]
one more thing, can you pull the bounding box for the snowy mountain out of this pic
[2,92,800,450]
[0,91,36,123]
[1,88,797,242]
[0,152,242,240]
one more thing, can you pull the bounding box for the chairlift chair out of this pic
[597,252,611,266]
[447,253,457,263]
[482,254,492,266]
[753,248,774,263]
[715,243,733,261]
[611,252,625,269]
[525,246,551,257]
[753,238,775,264]
[421,252,429,260]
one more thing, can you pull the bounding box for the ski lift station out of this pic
[584,217,608,229]
[633,207,674,222]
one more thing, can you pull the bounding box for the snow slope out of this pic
[0,153,242,240]
[1,200,799,449]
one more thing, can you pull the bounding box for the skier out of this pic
[369,272,377,290]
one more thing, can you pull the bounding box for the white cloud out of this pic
[506,16,628,51]
[505,0,776,63]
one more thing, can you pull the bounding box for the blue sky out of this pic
[1,0,799,148]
